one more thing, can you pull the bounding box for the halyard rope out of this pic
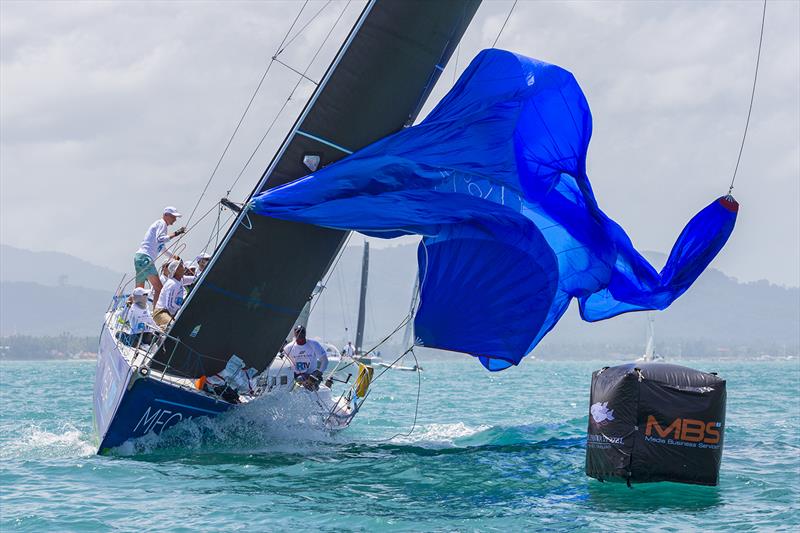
[728,0,767,195]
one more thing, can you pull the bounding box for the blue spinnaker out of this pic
[251,49,738,371]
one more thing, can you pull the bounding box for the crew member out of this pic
[343,341,356,359]
[282,325,328,390]
[134,206,186,305]
[130,287,158,330]
[194,252,211,273]
[182,252,210,295]
[153,259,186,328]
[116,287,159,346]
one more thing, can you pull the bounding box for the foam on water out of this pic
[1,423,96,460]
[390,422,492,447]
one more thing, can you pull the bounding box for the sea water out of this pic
[1,357,797,531]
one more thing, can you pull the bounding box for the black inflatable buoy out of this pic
[585,363,726,486]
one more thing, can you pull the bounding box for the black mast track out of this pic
[158,0,481,378]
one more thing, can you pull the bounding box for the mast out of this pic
[644,312,655,361]
[158,0,482,377]
[401,275,419,349]
[354,241,369,353]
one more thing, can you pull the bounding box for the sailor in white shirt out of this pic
[133,206,186,306]
[153,259,186,328]
[160,260,195,288]
[115,287,159,345]
[282,325,329,390]
[343,341,356,359]
[128,288,159,333]
[194,252,211,273]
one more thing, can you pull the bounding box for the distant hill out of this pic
[1,243,798,357]
[0,281,111,336]
[308,243,800,358]
[0,244,123,336]
[0,244,124,291]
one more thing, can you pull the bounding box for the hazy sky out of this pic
[1,0,798,286]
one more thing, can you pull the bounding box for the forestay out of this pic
[251,49,739,371]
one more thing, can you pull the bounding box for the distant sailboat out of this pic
[333,241,421,372]
[636,313,664,363]
[402,275,420,350]
[352,241,381,366]
[375,274,423,372]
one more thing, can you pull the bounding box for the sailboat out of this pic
[636,312,664,363]
[375,274,423,372]
[93,0,481,454]
[94,0,742,455]
[350,241,383,366]
[321,241,374,367]
[326,239,420,372]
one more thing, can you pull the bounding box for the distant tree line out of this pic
[0,334,98,360]
[535,338,798,360]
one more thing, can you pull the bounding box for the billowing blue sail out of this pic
[251,49,738,371]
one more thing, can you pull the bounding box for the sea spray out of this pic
[1,423,96,460]
[116,389,340,456]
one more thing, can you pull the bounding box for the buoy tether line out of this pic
[728,0,767,196]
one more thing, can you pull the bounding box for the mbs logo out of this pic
[645,415,722,444]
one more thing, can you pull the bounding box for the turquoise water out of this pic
[1,358,798,531]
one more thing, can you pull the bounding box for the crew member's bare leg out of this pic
[148,274,163,306]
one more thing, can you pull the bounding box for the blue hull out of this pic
[93,326,231,454]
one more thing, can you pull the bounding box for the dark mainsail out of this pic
[157,0,481,377]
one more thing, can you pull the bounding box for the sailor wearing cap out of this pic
[282,325,329,390]
[181,252,211,289]
[153,259,187,328]
[129,287,158,331]
[115,287,159,346]
[134,206,187,305]
[194,252,211,273]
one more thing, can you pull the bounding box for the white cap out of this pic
[195,252,211,262]
[132,287,150,297]
[163,206,182,217]
[167,259,182,277]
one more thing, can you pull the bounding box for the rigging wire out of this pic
[492,0,518,48]
[200,207,236,255]
[366,348,422,443]
[112,200,224,294]
[185,0,310,225]
[728,0,767,195]
[336,269,351,337]
[309,231,353,316]
[225,0,353,198]
[170,0,346,266]
[273,57,321,85]
[277,0,334,55]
